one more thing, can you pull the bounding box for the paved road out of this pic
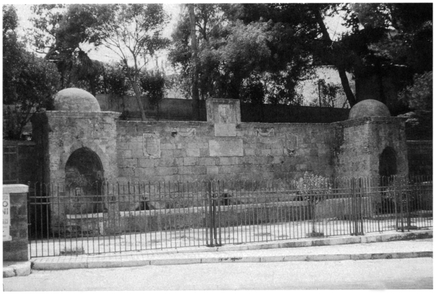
[4,258,432,290]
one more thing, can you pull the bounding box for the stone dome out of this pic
[54,88,101,112]
[349,99,390,120]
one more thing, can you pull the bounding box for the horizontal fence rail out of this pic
[28,175,432,257]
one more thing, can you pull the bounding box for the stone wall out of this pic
[334,117,408,179]
[407,140,432,176]
[33,111,121,183]
[116,120,335,183]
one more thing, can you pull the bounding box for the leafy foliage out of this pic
[3,5,61,140]
[296,172,332,204]
[28,4,107,94]
[397,71,433,139]
[296,172,331,234]
[102,64,129,98]
[398,71,432,112]
[140,71,166,109]
[94,4,170,120]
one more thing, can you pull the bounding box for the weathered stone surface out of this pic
[206,98,241,123]
[209,138,244,157]
[54,88,101,112]
[214,123,236,136]
[348,99,390,120]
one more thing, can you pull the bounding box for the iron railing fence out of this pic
[28,175,432,257]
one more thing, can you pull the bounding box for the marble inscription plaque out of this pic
[143,132,161,158]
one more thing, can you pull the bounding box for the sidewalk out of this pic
[25,230,432,271]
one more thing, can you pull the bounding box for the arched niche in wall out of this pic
[379,147,397,183]
[65,147,105,214]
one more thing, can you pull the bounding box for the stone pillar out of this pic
[3,184,29,261]
[335,117,408,180]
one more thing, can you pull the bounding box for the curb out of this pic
[216,230,434,252]
[3,261,32,278]
[32,251,433,270]
[30,230,433,271]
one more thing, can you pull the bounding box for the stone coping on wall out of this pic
[117,120,333,127]
[3,184,28,194]
[335,116,405,128]
[45,111,121,118]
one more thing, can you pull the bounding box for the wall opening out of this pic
[379,147,397,179]
[65,147,105,214]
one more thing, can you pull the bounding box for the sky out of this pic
[12,3,182,70]
[12,3,349,66]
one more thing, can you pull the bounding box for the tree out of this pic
[398,71,432,139]
[102,63,130,115]
[3,5,22,102]
[28,4,106,94]
[169,4,230,101]
[338,3,432,108]
[95,4,170,121]
[296,172,332,237]
[3,5,61,139]
[309,79,346,108]
[140,71,166,120]
[170,4,308,105]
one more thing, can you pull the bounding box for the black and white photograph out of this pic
[2,1,433,290]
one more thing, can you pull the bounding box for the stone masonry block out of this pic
[199,157,217,166]
[160,143,176,150]
[183,157,198,166]
[199,148,209,157]
[120,150,132,159]
[123,158,137,168]
[173,149,185,157]
[131,148,144,158]
[158,157,176,167]
[261,149,272,156]
[207,166,219,175]
[138,158,156,168]
[156,167,178,176]
[186,148,200,157]
[161,150,174,157]
[244,149,255,156]
[219,157,239,165]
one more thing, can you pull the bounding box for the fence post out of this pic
[399,177,404,232]
[206,181,219,247]
[351,178,356,235]
[358,178,364,235]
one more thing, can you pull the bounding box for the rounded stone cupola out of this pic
[53,88,101,112]
[348,99,390,120]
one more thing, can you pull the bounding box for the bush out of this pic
[296,172,332,203]
[296,172,332,235]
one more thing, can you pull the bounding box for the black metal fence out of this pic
[28,175,432,257]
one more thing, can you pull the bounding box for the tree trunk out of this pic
[132,81,146,121]
[337,65,358,106]
[313,6,357,107]
[189,4,200,120]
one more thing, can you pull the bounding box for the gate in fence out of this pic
[28,176,432,257]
